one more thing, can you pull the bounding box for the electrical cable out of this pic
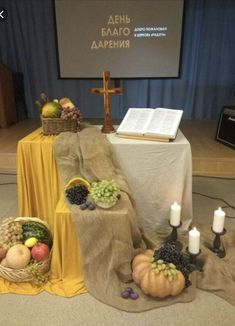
[193,175,235,181]
[193,191,235,218]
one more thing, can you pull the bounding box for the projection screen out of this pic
[54,0,184,78]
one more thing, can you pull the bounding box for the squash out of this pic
[132,249,185,298]
[6,244,31,269]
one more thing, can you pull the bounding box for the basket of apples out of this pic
[0,217,53,285]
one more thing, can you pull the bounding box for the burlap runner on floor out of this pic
[53,126,234,311]
[195,223,235,306]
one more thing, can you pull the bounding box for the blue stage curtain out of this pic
[0,0,234,120]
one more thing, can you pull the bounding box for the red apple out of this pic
[31,243,50,261]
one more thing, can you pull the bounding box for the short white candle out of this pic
[170,202,181,227]
[212,207,225,233]
[188,227,200,254]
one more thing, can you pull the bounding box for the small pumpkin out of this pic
[132,249,185,298]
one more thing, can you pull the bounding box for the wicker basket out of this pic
[41,116,80,135]
[95,200,118,209]
[0,217,52,284]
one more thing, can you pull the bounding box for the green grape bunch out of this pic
[26,262,49,285]
[0,218,23,250]
[89,179,121,207]
[153,242,195,287]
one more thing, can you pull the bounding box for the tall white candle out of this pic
[188,227,200,254]
[170,202,181,226]
[212,207,225,233]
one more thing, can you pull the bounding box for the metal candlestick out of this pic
[167,221,183,251]
[186,247,202,271]
[209,227,226,258]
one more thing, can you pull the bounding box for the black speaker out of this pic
[216,106,235,149]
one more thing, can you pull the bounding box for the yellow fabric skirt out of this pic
[0,128,86,297]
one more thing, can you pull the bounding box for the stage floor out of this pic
[0,119,234,177]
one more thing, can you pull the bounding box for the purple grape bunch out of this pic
[60,106,82,122]
[65,184,89,205]
[79,200,96,211]
[121,287,139,300]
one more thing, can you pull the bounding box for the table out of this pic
[17,127,192,231]
[106,131,192,233]
[0,127,192,297]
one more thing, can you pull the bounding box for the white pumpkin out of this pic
[6,244,31,269]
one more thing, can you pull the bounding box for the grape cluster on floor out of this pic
[121,287,139,300]
[79,201,95,210]
[153,242,195,287]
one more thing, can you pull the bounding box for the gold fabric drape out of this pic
[17,128,60,229]
[0,128,86,296]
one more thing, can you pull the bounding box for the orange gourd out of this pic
[132,249,185,298]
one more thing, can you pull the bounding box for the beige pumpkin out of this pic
[132,249,185,298]
[6,244,31,269]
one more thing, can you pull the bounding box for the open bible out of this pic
[116,108,183,142]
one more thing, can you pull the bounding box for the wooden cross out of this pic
[91,71,122,133]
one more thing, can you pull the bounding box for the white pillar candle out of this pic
[188,227,200,254]
[170,202,181,226]
[212,207,225,233]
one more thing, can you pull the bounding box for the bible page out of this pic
[116,108,153,135]
[144,108,183,138]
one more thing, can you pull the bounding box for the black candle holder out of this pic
[167,221,183,251]
[209,227,226,258]
[186,247,202,271]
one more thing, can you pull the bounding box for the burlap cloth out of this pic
[53,126,235,311]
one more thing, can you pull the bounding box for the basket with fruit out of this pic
[89,179,121,209]
[36,93,82,135]
[64,177,121,210]
[0,217,53,285]
[64,177,91,204]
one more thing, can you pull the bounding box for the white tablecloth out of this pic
[106,130,192,233]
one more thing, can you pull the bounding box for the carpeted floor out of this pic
[0,174,235,326]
